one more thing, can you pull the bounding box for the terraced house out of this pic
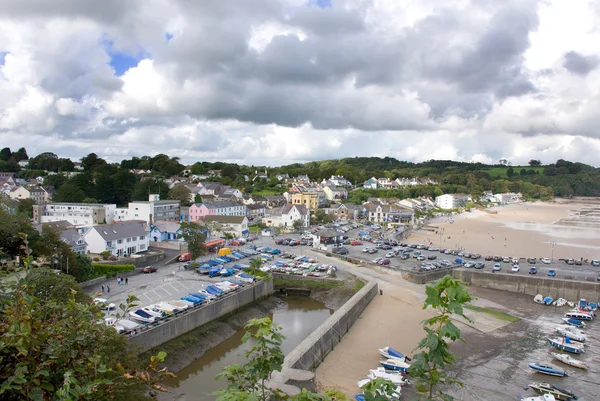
[188,201,246,222]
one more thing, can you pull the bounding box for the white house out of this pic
[114,194,180,224]
[363,177,378,189]
[435,194,470,210]
[33,202,117,227]
[493,192,521,204]
[201,215,249,236]
[261,204,310,230]
[84,220,150,256]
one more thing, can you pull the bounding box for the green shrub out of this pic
[100,251,110,260]
[92,263,135,278]
[93,257,100,262]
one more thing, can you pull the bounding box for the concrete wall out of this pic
[283,281,378,371]
[94,249,166,268]
[128,279,274,353]
[453,270,600,302]
[271,272,341,283]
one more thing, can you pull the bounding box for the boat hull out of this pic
[547,338,584,355]
[528,363,567,377]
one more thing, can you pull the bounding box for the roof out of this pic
[151,220,181,233]
[36,220,74,233]
[247,203,266,210]
[89,220,147,241]
[203,201,244,209]
[316,228,341,238]
[202,215,247,224]
[60,229,87,248]
[264,195,285,200]
[282,204,309,216]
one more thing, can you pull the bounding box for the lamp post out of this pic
[439,228,445,250]
[550,241,557,263]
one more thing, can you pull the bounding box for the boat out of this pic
[547,337,585,354]
[140,306,165,319]
[528,363,567,377]
[564,311,593,321]
[529,382,578,400]
[555,325,586,342]
[129,309,157,324]
[356,379,401,400]
[588,302,598,311]
[561,318,585,328]
[534,294,544,304]
[379,358,410,372]
[553,298,568,307]
[378,346,411,361]
[368,367,410,386]
[543,297,553,305]
[551,353,587,369]
[165,300,191,311]
[520,395,556,401]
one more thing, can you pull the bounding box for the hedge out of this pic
[92,264,135,278]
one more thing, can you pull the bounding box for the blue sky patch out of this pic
[102,37,148,76]
[0,51,7,66]
[165,32,174,43]
[310,0,332,8]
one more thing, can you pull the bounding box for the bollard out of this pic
[380,289,383,296]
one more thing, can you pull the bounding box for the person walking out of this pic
[101,284,105,293]
[107,285,110,293]
[117,277,120,285]
[125,277,128,285]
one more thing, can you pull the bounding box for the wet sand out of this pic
[408,201,600,260]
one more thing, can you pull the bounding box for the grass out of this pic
[354,278,365,292]
[273,277,343,290]
[481,166,545,178]
[248,226,261,233]
[251,188,285,196]
[465,305,520,323]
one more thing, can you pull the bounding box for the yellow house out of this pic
[291,192,318,211]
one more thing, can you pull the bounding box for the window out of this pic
[139,236,144,240]
[117,239,123,244]
[126,238,131,242]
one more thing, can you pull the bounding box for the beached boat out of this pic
[552,298,568,307]
[564,311,593,321]
[379,358,410,372]
[520,394,556,401]
[555,325,586,342]
[547,337,585,354]
[528,363,567,377]
[534,294,544,304]
[529,382,578,400]
[368,367,410,386]
[378,346,411,362]
[544,297,554,305]
[561,318,585,328]
[551,353,587,369]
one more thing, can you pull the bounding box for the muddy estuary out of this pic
[160,296,333,401]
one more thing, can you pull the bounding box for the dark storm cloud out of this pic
[562,51,599,76]
[0,0,133,24]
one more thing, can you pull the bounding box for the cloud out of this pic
[0,0,600,166]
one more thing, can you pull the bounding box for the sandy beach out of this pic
[407,200,600,260]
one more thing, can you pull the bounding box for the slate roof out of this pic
[152,220,181,233]
[202,215,247,224]
[60,229,87,248]
[282,204,309,215]
[36,220,74,233]
[203,201,244,209]
[90,220,147,240]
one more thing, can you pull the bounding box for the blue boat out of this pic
[379,358,410,373]
[220,268,234,277]
[209,268,221,278]
[189,292,208,300]
[562,317,585,328]
[548,337,585,354]
[543,297,553,305]
[378,346,411,361]
[206,285,223,296]
[354,395,365,401]
[589,302,598,311]
[528,362,567,377]
[181,295,203,305]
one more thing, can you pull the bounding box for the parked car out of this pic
[541,258,551,264]
[362,248,370,253]
[502,257,511,263]
[333,247,349,255]
[417,255,426,261]
[367,248,378,254]
[485,255,493,261]
[565,259,575,265]
[385,251,395,258]
[470,253,481,259]
[529,267,538,274]
[350,240,363,246]
[493,256,502,262]
[143,266,158,273]
[474,262,485,269]
[597,272,600,282]
[590,259,599,267]
[94,298,116,310]
[547,269,556,277]
[464,261,474,268]
[378,259,391,265]
[399,253,409,260]
[492,263,501,272]
[511,265,520,273]
[527,257,537,264]
[427,255,437,260]
[575,259,583,266]
[372,257,384,264]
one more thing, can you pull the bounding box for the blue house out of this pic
[150,221,183,242]
[363,177,378,189]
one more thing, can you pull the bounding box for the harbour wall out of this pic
[128,279,274,353]
[283,281,378,372]
[452,270,600,302]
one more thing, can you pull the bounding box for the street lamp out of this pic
[550,241,557,263]
[438,228,445,250]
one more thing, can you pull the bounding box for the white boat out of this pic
[551,352,587,369]
[368,367,410,386]
[165,300,191,311]
[555,325,586,342]
[378,346,411,362]
[519,394,556,401]
[564,311,593,321]
[552,298,568,307]
[534,294,544,304]
[141,306,165,319]
[214,282,234,293]
[94,297,116,310]
[129,309,157,323]
[561,317,585,328]
[155,302,179,314]
[379,358,411,372]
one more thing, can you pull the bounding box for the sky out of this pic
[1,0,600,167]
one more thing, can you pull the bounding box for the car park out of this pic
[547,269,556,277]
[511,265,520,272]
[143,266,157,273]
[492,263,501,272]
[529,267,538,274]
[541,258,551,264]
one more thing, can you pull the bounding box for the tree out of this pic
[13,147,29,162]
[409,275,472,401]
[81,153,107,172]
[168,185,192,206]
[75,254,96,282]
[16,198,36,218]
[179,222,207,260]
[0,209,37,257]
[292,219,304,232]
[249,257,262,275]
[194,194,202,204]
[53,182,86,203]
[132,178,170,201]
[26,267,89,303]
[0,147,11,161]
[506,167,514,177]
[528,159,541,167]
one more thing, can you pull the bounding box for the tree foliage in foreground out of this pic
[409,275,472,401]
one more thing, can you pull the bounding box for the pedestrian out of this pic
[107,285,110,293]
[118,277,121,285]
[126,277,128,285]
[101,284,105,293]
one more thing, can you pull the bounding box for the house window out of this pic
[139,236,144,240]
[117,239,123,244]
[126,238,131,242]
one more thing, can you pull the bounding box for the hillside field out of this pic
[482,166,545,177]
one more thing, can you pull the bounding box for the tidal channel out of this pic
[161,296,332,400]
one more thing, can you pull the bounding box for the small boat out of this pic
[368,367,410,386]
[547,337,585,354]
[551,353,587,370]
[529,382,578,400]
[379,358,410,372]
[555,325,586,342]
[534,294,544,304]
[544,297,553,305]
[520,394,556,401]
[564,311,593,321]
[129,309,157,324]
[553,298,568,307]
[561,318,585,328]
[528,363,567,377]
[588,302,598,311]
[378,346,411,362]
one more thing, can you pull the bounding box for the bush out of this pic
[108,255,118,261]
[92,264,135,278]
[100,251,111,260]
[93,257,100,262]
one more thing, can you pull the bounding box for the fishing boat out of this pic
[551,353,587,369]
[564,311,593,321]
[534,294,544,304]
[520,394,556,401]
[543,296,553,305]
[528,363,567,377]
[529,382,578,400]
[379,358,410,372]
[555,325,586,342]
[547,337,585,354]
[561,318,585,328]
[368,367,410,386]
[378,346,411,361]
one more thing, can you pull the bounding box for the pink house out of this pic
[189,203,213,222]
[188,202,246,222]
